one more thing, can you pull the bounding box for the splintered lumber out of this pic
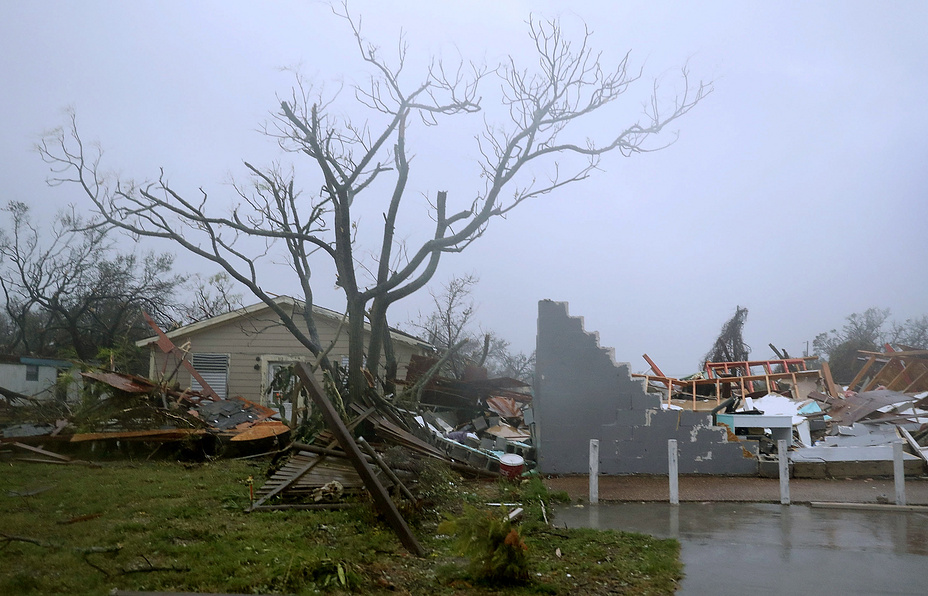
[256,451,367,496]
[294,362,425,557]
[369,412,499,478]
[899,426,928,464]
[358,436,417,504]
[821,361,839,398]
[69,429,208,442]
[12,442,72,461]
[249,407,377,510]
[847,355,878,392]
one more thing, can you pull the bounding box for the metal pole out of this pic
[778,439,790,505]
[589,439,600,504]
[894,441,906,506]
[668,439,679,505]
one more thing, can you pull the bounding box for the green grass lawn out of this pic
[0,458,681,595]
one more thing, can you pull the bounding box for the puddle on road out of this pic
[555,502,928,596]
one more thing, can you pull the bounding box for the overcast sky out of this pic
[2,1,926,376]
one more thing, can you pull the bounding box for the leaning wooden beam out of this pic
[12,442,72,462]
[847,355,877,392]
[294,362,425,557]
[821,361,839,398]
[642,353,670,389]
[291,442,373,462]
[142,311,220,401]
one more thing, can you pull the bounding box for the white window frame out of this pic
[258,354,312,406]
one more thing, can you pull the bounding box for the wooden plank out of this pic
[847,355,877,392]
[820,361,839,398]
[898,426,928,464]
[229,421,289,442]
[69,429,207,442]
[294,362,425,557]
[12,442,72,461]
[904,367,928,393]
[642,353,670,388]
[143,311,221,400]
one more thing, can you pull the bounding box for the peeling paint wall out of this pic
[534,300,757,475]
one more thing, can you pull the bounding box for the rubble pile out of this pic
[1,370,288,459]
[636,348,928,477]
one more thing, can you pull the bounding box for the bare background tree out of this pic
[813,308,928,383]
[39,5,708,403]
[179,272,244,325]
[409,274,535,383]
[0,201,184,372]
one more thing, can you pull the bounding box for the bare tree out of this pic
[484,336,535,384]
[410,274,482,379]
[410,274,535,383]
[178,272,244,325]
[889,315,928,350]
[39,5,709,403]
[0,201,184,370]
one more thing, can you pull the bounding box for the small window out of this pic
[25,364,39,382]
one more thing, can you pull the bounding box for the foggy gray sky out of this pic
[2,1,927,376]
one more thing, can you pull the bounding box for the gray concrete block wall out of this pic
[534,300,757,475]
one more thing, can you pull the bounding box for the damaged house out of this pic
[135,296,431,405]
[0,355,72,402]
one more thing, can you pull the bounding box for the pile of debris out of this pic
[634,347,928,477]
[1,346,538,557]
[254,354,536,509]
[1,370,288,459]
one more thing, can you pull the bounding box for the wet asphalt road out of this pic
[555,502,928,595]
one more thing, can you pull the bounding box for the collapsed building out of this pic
[533,299,928,478]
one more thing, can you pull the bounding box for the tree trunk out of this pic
[346,298,367,405]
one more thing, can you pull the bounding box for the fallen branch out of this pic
[0,532,120,555]
[121,555,190,575]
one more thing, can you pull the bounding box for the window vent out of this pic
[191,353,229,399]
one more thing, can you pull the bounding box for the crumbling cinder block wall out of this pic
[534,300,757,475]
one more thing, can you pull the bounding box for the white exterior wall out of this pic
[0,362,62,400]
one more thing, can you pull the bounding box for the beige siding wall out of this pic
[147,306,423,403]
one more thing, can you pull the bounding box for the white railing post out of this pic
[589,439,600,504]
[894,441,906,506]
[668,439,679,505]
[778,439,790,505]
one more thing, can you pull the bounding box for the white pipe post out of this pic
[894,441,906,506]
[589,439,600,504]
[778,439,790,505]
[668,439,679,505]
